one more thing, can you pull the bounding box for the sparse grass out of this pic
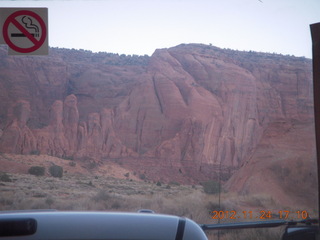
[212,227,284,240]
[93,190,111,202]
[206,201,226,212]
[0,172,317,240]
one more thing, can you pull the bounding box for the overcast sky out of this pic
[1,0,319,58]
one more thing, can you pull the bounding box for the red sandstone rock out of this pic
[0,100,36,154]
[0,44,314,184]
[224,122,317,207]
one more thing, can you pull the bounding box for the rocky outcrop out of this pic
[0,44,313,183]
[0,100,36,154]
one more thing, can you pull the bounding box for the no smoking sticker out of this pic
[0,8,48,55]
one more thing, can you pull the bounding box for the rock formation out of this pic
[0,44,314,184]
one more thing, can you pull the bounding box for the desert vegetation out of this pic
[0,152,318,240]
[0,167,316,240]
[28,166,45,176]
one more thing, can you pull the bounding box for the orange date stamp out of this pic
[210,210,309,220]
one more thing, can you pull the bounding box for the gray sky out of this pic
[1,0,319,57]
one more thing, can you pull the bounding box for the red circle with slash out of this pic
[2,10,47,53]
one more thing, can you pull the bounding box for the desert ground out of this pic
[0,153,317,240]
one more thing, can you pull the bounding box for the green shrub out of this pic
[93,190,111,202]
[68,161,76,167]
[202,180,221,194]
[45,197,54,207]
[28,166,45,176]
[169,181,180,186]
[49,165,63,178]
[88,181,94,187]
[0,172,12,182]
[111,201,121,209]
[62,155,74,161]
[139,174,146,180]
[30,150,40,155]
[206,201,225,211]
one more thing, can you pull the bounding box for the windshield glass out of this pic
[0,1,319,240]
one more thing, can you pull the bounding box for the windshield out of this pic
[0,1,319,240]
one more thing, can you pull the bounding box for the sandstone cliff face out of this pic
[0,44,313,183]
[224,121,317,207]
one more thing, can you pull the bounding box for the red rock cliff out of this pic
[0,44,313,183]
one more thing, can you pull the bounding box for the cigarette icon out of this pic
[11,33,38,37]
[11,16,40,38]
